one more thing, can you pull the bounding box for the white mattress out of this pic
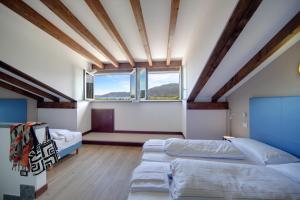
[53,131,82,151]
[128,191,170,200]
[142,152,258,165]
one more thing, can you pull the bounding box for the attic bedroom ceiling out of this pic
[0,0,299,103]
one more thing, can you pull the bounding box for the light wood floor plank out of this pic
[38,145,142,200]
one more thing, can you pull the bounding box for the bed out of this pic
[49,129,82,158]
[128,96,300,200]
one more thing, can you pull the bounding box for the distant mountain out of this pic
[95,83,179,99]
[148,83,179,97]
[95,92,130,98]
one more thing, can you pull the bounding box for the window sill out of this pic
[90,100,182,103]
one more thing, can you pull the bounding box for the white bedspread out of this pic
[164,139,245,159]
[170,159,300,200]
[142,152,258,164]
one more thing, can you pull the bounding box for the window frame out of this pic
[143,68,182,101]
[84,70,95,101]
[85,67,182,102]
[93,71,133,101]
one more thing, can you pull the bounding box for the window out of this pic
[94,73,132,100]
[85,67,181,101]
[147,71,180,100]
[85,71,94,100]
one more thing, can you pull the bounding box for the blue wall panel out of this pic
[0,99,27,123]
[250,96,300,158]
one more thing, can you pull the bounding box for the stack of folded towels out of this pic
[142,139,166,152]
[49,129,75,142]
[130,161,171,192]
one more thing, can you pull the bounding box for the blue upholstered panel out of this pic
[0,99,27,123]
[250,96,300,158]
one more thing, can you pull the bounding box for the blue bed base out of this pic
[58,141,82,158]
[249,96,300,158]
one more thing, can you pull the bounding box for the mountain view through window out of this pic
[94,71,180,100]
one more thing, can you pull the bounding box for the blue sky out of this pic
[94,72,179,95]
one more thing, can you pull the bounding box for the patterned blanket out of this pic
[9,122,38,171]
[9,122,59,176]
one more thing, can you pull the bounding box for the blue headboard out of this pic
[250,96,300,158]
[0,99,27,123]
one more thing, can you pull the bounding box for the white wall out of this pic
[77,101,91,133]
[92,102,182,132]
[186,110,227,140]
[38,108,77,131]
[228,41,300,138]
[0,4,88,101]
[180,1,236,138]
[0,88,38,121]
[183,0,237,100]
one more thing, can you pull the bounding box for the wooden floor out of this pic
[38,144,142,200]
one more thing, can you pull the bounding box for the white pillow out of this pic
[230,138,300,165]
[267,163,300,184]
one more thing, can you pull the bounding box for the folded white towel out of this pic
[133,161,171,174]
[143,145,165,152]
[63,133,75,142]
[130,172,169,192]
[164,138,245,159]
[144,139,165,146]
[49,129,75,142]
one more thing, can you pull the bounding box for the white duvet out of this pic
[170,159,300,200]
[164,139,245,159]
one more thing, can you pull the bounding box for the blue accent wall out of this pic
[250,96,300,158]
[0,99,27,123]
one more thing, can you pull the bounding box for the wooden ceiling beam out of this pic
[1,0,103,69]
[41,0,117,68]
[93,60,182,73]
[85,0,135,67]
[0,60,76,102]
[0,80,44,102]
[0,71,59,102]
[130,0,153,66]
[187,0,262,102]
[166,0,180,66]
[187,102,229,110]
[212,12,300,102]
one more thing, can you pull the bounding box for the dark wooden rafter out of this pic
[187,102,229,110]
[85,0,135,67]
[0,80,44,102]
[166,0,180,66]
[37,102,77,109]
[93,60,182,73]
[1,0,103,69]
[0,60,76,102]
[0,71,59,102]
[41,0,118,68]
[130,0,152,66]
[212,12,300,102]
[187,0,262,102]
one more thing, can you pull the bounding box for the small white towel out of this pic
[144,139,165,146]
[130,172,169,192]
[133,161,171,174]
